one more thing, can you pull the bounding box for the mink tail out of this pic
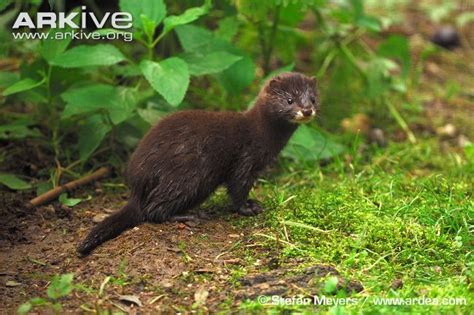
[77,201,143,256]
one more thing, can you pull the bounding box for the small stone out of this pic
[369,128,387,147]
[391,279,403,290]
[436,123,456,137]
[431,26,460,50]
[92,213,108,223]
[160,281,173,289]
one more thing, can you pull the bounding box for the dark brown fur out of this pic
[77,72,319,255]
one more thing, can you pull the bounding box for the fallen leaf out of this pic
[6,280,22,287]
[194,286,209,307]
[119,295,142,307]
[92,213,108,223]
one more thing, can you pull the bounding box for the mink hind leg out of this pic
[144,185,215,223]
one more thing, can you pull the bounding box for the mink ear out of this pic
[269,75,281,88]
[309,76,317,84]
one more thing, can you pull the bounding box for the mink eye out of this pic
[310,96,316,104]
[287,98,293,104]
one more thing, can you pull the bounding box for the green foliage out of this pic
[47,273,74,299]
[0,0,434,195]
[50,44,126,68]
[0,0,251,193]
[0,173,32,190]
[140,58,190,106]
[282,125,345,161]
[18,273,75,314]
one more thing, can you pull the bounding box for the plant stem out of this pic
[386,99,417,144]
[262,4,281,74]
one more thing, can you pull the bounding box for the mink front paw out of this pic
[237,199,264,216]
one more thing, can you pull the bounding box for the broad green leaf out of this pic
[0,71,19,89]
[378,35,411,78]
[175,24,213,52]
[61,85,135,124]
[162,1,210,35]
[119,0,166,29]
[0,120,41,139]
[175,24,255,93]
[356,15,381,32]
[140,58,189,106]
[0,0,12,12]
[182,51,242,76]
[50,44,126,68]
[215,16,239,42]
[141,14,157,40]
[47,273,74,300]
[0,173,32,190]
[2,78,45,96]
[365,57,398,98]
[78,115,111,161]
[40,15,77,62]
[59,193,82,207]
[282,125,345,161]
[137,107,166,125]
[17,302,32,315]
[217,55,256,95]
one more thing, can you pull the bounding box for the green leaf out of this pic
[50,44,126,68]
[30,297,48,306]
[140,58,189,106]
[175,24,213,52]
[61,85,135,125]
[0,173,32,190]
[17,302,32,315]
[137,107,166,125]
[324,276,339,294]
[457,12,474,28]
[40,27,74,62]
[119,0,166,29]
[176,24,255,93]
[78,115,111,161]
[47,273,74,300]
[217,55,256,95]
[2,78,45,96]
[0,71,19,89]
[59,193,82,207]
[365,57,398,98]
[162,1,210,35]
[182,51,242,76]
[282,126,345,161]
[0,120,41,139]
[215,16,239,42]
[356,15,381,32]
[378,35,411,78]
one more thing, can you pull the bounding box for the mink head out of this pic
[260,72,319,124]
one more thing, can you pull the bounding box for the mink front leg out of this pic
[226,171,264,216]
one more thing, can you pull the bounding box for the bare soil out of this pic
[0,186,358,313]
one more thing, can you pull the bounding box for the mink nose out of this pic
[302,108,313,117]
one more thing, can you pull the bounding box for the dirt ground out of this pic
[0,186,361,313]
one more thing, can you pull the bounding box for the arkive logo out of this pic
[12,6,132,29]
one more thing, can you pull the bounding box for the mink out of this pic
[77,72,320,255]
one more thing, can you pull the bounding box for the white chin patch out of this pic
[291,110,315,123]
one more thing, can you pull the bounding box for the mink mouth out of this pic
[290,111,316,124]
